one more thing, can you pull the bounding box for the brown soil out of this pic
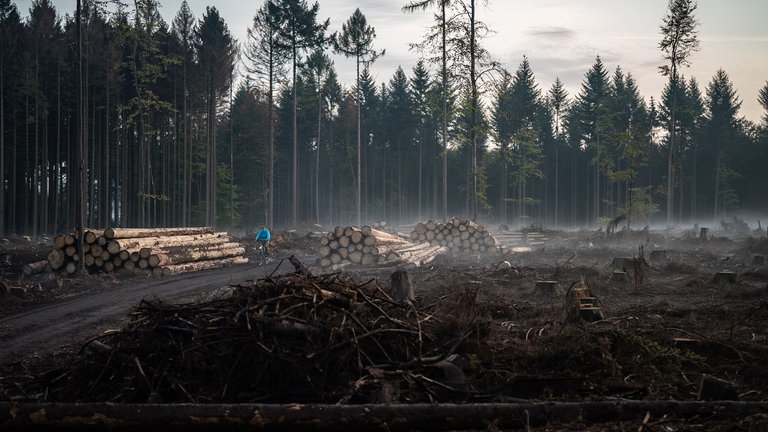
[1,227,767,431]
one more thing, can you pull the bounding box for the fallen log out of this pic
[23,260,50,276]
[105,233,231,254]
[103,226,214,240]
[1,401,766,431]
[160,256,249,275]
[149,246,246,267]
[47,249,65,270]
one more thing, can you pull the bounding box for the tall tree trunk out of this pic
[500,152,507,224]
[355,55,361,227]
[33,37,40,238]
[714,150,721,222]
[441,0,448,222]
[104,84,111,227]
[315,93,321,224]
[206,72,217,228]
[268,68,274,228]
[666,74,677,228]
[418,135,422,222]
[469,0,478,221]
[76,0,87,273]
[0,21,4,236]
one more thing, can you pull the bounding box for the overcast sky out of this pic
[16,0,768,122]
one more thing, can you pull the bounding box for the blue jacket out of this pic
[256,228,271,242]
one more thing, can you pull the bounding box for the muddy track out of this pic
[0,258,301,366]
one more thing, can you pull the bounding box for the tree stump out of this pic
[289,255,311,277]
[390,270,415,302]
[699,227,710,240]
[698,375,738,401]
[710,271,737,285]
[578,297,604,322]
[535,280,562,297]
[609,257,635,272]
[606,270,630,283]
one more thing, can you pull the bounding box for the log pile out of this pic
[372,219,391,231]
[410,218,499,254]
[318,225,447,267]
[28,227,247,277]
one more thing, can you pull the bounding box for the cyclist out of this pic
[255,226,271,259]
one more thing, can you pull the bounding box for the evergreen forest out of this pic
[1,0,767,237]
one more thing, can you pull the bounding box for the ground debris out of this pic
[36,271,502,404]
[4,228,768,430]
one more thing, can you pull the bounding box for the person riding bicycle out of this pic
[255,226,271,258]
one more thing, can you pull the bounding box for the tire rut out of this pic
[0,258,299,365]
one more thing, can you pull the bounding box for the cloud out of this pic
[525,26,577,40]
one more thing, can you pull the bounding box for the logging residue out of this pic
[39,271,489,403]
[35,268,718,406]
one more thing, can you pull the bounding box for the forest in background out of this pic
[1,0,767,237]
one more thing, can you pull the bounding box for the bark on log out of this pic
[23,260,49,276]
[53,235,66,249]
[107,233,231,253]
[65,262,77,274]
[84,230,100,244]
[161,256,249,275]
[103,226,214,239]
[47,249,65,270]
[151,246,246,267]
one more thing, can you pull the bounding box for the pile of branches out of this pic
[40,271,491,404]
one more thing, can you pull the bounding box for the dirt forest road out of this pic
[0,258,302,366]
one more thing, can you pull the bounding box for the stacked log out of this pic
[34,227,247,277]
[372,219,391,232]
[318,225,447,267]
[410,218,499,254]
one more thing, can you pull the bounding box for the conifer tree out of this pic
[659,0,700,226]
[333,8,382,226]
[273,0,328,226]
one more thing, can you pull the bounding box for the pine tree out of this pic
[333,8,382,226]
[244,0,290,228]
[702,69,742,220]
[402,0,451,221]
[195,6,237,228]
[568,56,612,224]
[170,0,196,227]
[546,78,569,226]
[385,66,415,222]
[659,0,700,226]
[410,60,432,220]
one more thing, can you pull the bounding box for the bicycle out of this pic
[257,242,269,265]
